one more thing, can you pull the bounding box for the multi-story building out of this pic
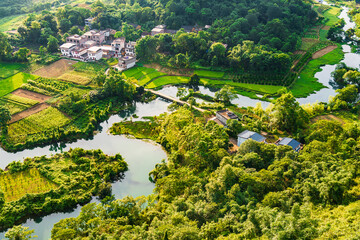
[66,34,87,46]
[111,38,136,57]
[118,55,136,70]
[59,43,76,56]
[87,46,103,61]
[83,30,106,44]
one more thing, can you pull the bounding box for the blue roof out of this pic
[238,130,266,142]
[278,137,301,151]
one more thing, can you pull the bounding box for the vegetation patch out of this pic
[8,107,70,138]
[121,66,147,79]
[72,61,107,74]
[58,70,93,85]
[110,120,160,140]
[0,62,26,79]
[0,14,27,32]
[0,148,128,231]
[323,6,342,26]
[0,168,58,202]
[0,72,38,97]
[139,71,167,86]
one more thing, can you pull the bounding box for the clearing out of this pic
[9,103,50,124]
[311,114,345,124]
[12,89,51,102]
[33,59,77,78]
[0,168,58,202]
[312,45,338,59]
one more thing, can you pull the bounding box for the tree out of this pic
[215,85,237,104]
[0,106,11,134]
[39,45,47,57]
[175,53,190,68]
[269,92,308,132]
[135,36,158,61]
[0,33,12,60]
[176,88,188,98]
[0,191,4,210]
[15,48,30,62]
[188,74,200,86]
[47,36,58,53]
[5,225,36,240]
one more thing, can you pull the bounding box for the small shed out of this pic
[276,137,302,152]
[216,110,238,126]
[237,130,266,146]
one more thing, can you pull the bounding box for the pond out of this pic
[0,98,170,239]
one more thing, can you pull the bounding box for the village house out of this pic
[87,46,103,61]
[151,25,166,36]
[216,110,239,126]
[118,55,136,70]
[237,130,266,146]
[66,34,87,46]
[276,137,302,152]
[85,17,95,28]
[111,38,136,57]
[83,30,106,44]
[59,43,76,57]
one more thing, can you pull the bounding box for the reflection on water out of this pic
[0,99,170,239]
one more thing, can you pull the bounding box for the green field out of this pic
[200,78,283,94]
[121,66,147,78]
[194,70,225,78]
[0,14,27,32]
[8,107,70,137]
[147,76,190,88]
[323,6,342,26]
[0,93,39,115]
[0,72,38,97]
[0,168,58,202]
[319,29,329,41]
[290,45,344,98]
[58,70,94,85]
[139,71,167,86]
[0,62,26,79]
[73,62,107,73]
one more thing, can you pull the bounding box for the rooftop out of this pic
[60,43,76,49]
[277,137,301,151]
[217,110,238,120]
[238,130,266,142]
[88,46,102,53]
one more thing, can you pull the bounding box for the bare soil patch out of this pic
[9,103,50,124]
[312,45,338,59]
[144,63,193,76]
[33,59,77,78]
[322,26,331,30]
[12,89,51,102]
[312,114,345,124]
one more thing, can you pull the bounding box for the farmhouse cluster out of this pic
[215,110,303,152]
[59,29,136,70]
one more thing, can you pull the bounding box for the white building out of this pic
[87,46,103,61]
[59,43,76,57]
[118,55,136,70]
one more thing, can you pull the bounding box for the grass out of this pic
[73,61,107,73]
[121,66,147,78]
[139,71,167,86]
[0,168,58,202]
[290,45,344,98]
[110,120,160,141]
[323,6,342,26]
[319,29,329,41]
[0,14,27,32]
[147,76,190,88]
[194,70,225,78]
[300,39,319,51]
[0,62,26,79]
[0,72,38,97]
[0,99,27,115]
[200,78,283,94]
[8,107,70,137]
[131,68,156,80]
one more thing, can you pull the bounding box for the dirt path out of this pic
[312,45,337,59]
[33,59,77,78]
[9,103,50,124]
[12,89,51,102]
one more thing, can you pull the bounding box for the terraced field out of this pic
[0,93,39,115]
[0,72,39,97]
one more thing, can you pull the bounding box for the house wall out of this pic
[88,50,103,60]
[216,112,228,126]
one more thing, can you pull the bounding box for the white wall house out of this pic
[118,55,136,70]
[59,43,76,56]
[87,46,103,60]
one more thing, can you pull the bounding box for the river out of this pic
[0,99,170,239]
[1,2,359,239]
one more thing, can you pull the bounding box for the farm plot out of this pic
[32,59,77,78]
[0,93,39,115]
[21,77,73,96]
[0,72,38,97]
[0,168,58,202]
[12,89,51,102]
[194,70,225,78]
[58,70,94,85]
[0,62,26,79]
[8,107,70,137]
[122,66,148,78]
[147,76,190,89]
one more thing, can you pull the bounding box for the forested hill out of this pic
[98,0,317,51]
